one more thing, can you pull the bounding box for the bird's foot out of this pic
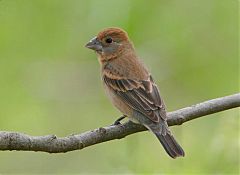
[112,115,126,126]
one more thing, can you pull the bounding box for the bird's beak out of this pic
[85,37,103,52]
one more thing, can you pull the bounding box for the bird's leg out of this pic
[112,115,126,125]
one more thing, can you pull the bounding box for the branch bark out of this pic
[0,93,239,153]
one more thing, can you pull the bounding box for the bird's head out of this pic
[85,27,134,61]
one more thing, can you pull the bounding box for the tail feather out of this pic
[132,110,184,158]
[155,132,185,158]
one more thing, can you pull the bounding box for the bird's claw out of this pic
[111,116,126,126]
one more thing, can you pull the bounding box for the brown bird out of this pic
[85,27,185,158]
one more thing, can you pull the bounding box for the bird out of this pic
[85,27,185,158]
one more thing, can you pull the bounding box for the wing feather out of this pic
[103,75,166,122]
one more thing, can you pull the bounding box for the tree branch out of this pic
[0,93,239,153]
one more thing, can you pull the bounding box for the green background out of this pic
[0,0,239,174]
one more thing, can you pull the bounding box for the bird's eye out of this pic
[105,37,113,44]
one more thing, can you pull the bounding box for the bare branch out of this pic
[0,93,239,153]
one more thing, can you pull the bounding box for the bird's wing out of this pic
[103,74,166,122]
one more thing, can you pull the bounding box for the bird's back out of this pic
[101,51,148,80]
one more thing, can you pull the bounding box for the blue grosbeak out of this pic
[85,27,185,158]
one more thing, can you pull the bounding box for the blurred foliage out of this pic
[0,0,239,174]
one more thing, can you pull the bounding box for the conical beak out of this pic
[85,37,103,52]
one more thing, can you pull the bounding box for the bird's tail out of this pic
[133,110,184,158]
[154,125,185,158]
